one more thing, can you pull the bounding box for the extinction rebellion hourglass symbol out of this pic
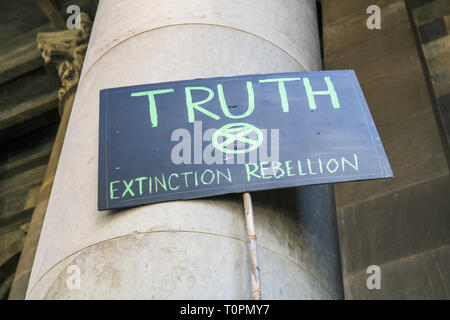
[212,122,264,154]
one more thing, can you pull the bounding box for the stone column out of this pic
[26,0,344,299]
[8,14,92,300]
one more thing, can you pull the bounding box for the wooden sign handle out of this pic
[243,192,262,300]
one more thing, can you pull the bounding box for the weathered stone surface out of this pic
[323,0,450,299]
[344,245,450,299]
[37,13,92,114]
[338,175,450,275]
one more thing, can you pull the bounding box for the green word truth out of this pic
[130,76,341,128]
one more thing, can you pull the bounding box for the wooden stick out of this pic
[243,192,261,300]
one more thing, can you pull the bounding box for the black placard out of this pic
[98,71,392,210]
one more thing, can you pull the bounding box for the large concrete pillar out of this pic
[26,0,344,299]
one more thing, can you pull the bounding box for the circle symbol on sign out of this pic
[212,122,264,154]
